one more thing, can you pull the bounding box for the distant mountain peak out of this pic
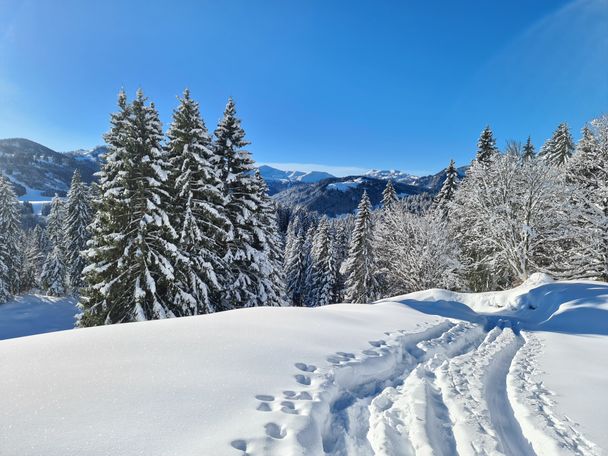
[365,169,420,185]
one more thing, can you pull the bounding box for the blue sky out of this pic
[0,0,606,176]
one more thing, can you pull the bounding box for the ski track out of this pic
[231,319,600,455]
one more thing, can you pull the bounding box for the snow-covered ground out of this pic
[0,294,78,340]
[0,275,606,455]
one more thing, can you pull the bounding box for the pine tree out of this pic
[80,90,179,325]
[165,89,230,314]
[301,224,316,306]
[46,195,65,250]
[64,170,92,291]
[308,217,335,306]
[284,228,307,306]
[214,98,278,308]
[381,180,398,209]
[41,245,66,296]
[522,136,535,161]
[253,171,287,306]
[21,229,44,290]
[539,123,574,167]
[0,175,22,301]
[433,159,458,218]
[343,191,379,303]
[475,126,498,164]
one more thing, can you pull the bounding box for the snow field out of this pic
[1,277,607,455]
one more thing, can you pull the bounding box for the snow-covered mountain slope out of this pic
[1,275,606,455]
[365,169,420,185]
[273,175,425,216]
[258,165,334,183]
[259,165,335,195]
[0,138,98,199]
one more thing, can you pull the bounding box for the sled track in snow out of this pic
[232,319,600,455]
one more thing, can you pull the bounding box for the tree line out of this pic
[0,95,606,321]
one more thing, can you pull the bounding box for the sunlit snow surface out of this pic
[0,274,606,455]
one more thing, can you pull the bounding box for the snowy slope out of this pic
[1,276,607,455]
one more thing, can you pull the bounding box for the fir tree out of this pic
[539,123,574,167]
[475,126,498,164]
[381,180,398,209]
[165,89,230,314]
[64,170,92,291]
[80,90,179,325]
[308,217,335,306]
[433,159,458,218]
[0,175,22,300]
[41,245,66,296]
[22,229,44,290]
[46,195,65,250]
[253,171,287,306]
[284,228,307,306]
[214,98,279,308]
[343,191,379,303]
[522,136,535,161]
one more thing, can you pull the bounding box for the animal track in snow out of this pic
[230,439,247,452]
[294,362,317,372]
[283,390,312,400]
[295,374,311,385]
[280,401,299,414]
[265,422,286,439]
[368,339,386,347]
[255,394,274,401]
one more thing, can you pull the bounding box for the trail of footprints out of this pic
[232,338,395,453]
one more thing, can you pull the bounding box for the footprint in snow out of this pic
[255,394,274,401]
[362,349,380,356]
[295,362,317,372]
[283,390,312,400]
[336,351,356,359]
[231,439,248,452]
[295,374,311,385]
[265,423,286,439]
[368,340,386,347]
[280,401,299,415]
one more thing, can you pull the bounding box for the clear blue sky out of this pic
[0,0,606,176]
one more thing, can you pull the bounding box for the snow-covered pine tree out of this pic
[308,217,335,306]
[0,175,23,300]
[80,90,179,325]
[284,228,307,306]
[21,229,44,291]
[301,224,316,306]
[433,159,458,218]
[165,89,230,314]
[214,98,276,309]
[522,136,535,161]
[539,123,574,167]
[475,126,498,165]
[41,245,66,296]
[64,170,92,292]
[0,242,9,303]
[343,191,379,303]
[46,195,65,250]
[381,180,398,209]
[252,170,286,306]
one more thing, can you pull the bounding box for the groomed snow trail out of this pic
[233,315,601,455]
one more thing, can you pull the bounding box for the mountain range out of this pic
[0,137,463,216]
